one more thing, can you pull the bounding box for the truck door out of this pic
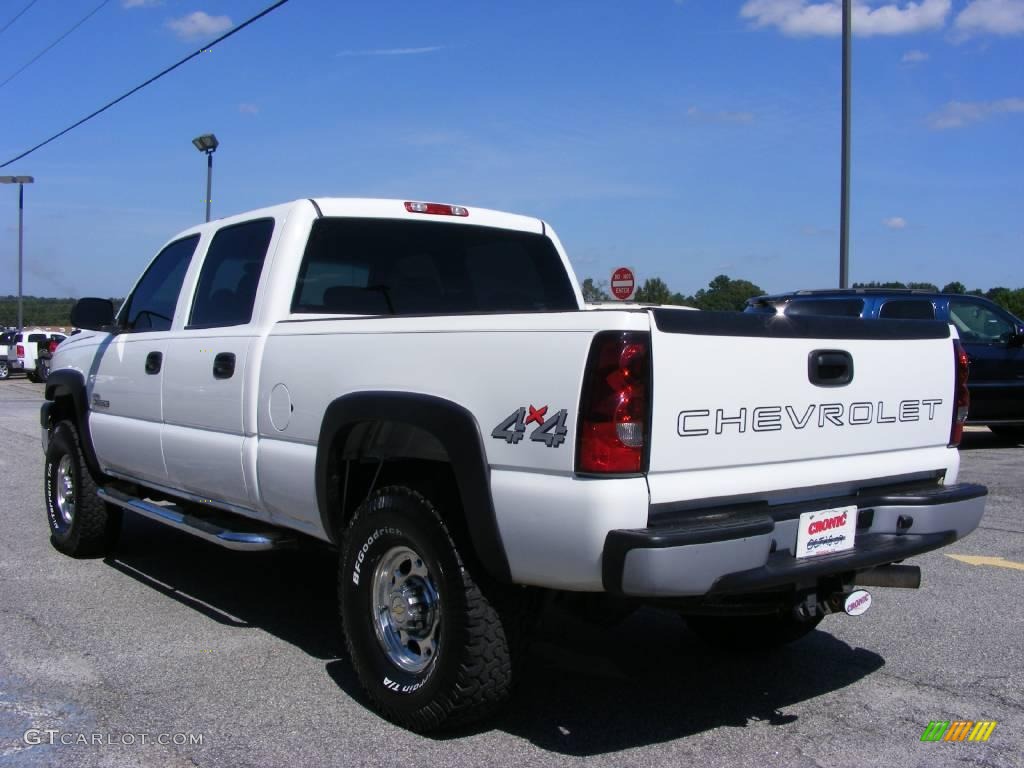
[89,235,200,485]
[161,218,275,511]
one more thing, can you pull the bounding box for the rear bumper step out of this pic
[98,487,295,551]
[603,482,986,597]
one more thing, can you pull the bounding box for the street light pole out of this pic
[192,134,220,223]
[206,151,214,223]
[0,175,34,332]
[839,0,852,289]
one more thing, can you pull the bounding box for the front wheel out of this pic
[339,486,518,732]
[686,612,824,651]
[45,421,121,557]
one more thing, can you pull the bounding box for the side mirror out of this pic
[70,298,115,331]
[1010,330,1024,348]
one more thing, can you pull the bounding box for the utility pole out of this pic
[839,0,852,288]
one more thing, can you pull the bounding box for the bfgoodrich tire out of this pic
[686,612,824,651]
[45,420,121,557]
[339,486,517,732]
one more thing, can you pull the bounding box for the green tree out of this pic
[906,282,939,291]
[689,274,765,311]
[987,287,1024,319]
[853,281,908,289]
[941,281,967,294]
[580,278,610,303]
[634,277,674,304]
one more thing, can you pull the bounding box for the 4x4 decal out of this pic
[491,406,569,448]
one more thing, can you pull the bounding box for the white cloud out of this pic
[166,11,232,41]
[953,0,1024,38]
[928,97,1024,129]
[740,0,951,37]
[122,0,161,7]
[686,105,755,123]
[239,103,259,115]
[336,46,443,57]
[901,48,930,62]
[884,216,907,229]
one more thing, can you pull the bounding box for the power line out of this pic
[0,0,112,91]
[0,0,292,169]
[0,0,41,37]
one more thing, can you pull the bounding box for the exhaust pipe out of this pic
[856,564,921,589]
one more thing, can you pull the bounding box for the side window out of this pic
[785,299,864,318]
[189,219,274,328]
[121,235,200,331]
[949,300,1014,343]
[879,299,935,320]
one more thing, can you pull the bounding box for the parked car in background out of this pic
[745,290,1024,440]
[0,330,14,379]
[35,337,65,383]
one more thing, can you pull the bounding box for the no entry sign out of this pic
[611,267,636,301]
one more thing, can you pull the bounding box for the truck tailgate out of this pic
[647,310,957,497]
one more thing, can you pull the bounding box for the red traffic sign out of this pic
[611,267,636,301]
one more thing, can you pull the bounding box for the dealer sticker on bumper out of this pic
[795,505,858,558]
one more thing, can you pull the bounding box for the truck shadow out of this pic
[108,514,884,754]
[959,429,1022,451]
[485,608,883,754]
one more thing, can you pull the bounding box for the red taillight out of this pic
[404,201,469,217]
[49,341,58,353]
[577,332,651,474]
[16,344,24,358]
[950,339,970,447]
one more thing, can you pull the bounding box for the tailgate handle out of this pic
[809,350,853,387]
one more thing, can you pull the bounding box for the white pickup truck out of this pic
[42,198,986,731]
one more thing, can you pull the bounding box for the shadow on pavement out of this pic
[108,514,885,754]
[959,429,1022,451]
[105,513,342,660]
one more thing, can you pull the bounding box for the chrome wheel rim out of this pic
[371,545,441,674]
[55,454,75,525]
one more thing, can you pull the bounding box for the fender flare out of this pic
[315,391,511,583]
[44,369,106,481]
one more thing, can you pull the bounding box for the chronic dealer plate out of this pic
[795,505,858,558]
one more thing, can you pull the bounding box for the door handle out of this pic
[145,351,162,375]
[213,352,236,380]
[808,350,853,387]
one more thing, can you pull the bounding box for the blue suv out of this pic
[745,290,1024,440]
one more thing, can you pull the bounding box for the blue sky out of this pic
[0,0,1021,299]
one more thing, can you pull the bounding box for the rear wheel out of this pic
[45,421,121,557]
[989,425,1024,443]
[0,360,8,380]
[686,612,824,651]
[339,485,519,732]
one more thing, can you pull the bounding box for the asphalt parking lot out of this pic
[0,376,1021,768]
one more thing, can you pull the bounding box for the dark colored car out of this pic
[745,290,1024,439]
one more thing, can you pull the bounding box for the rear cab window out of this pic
[291,218,578,316]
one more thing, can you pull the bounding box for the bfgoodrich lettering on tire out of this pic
[45,420,121,557]
[339,485,516,732]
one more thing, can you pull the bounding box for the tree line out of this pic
[581,276,1024,317]
[0,296,121,328]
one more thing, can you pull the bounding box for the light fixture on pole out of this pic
[192,133,219,222]
[0,175,35,332]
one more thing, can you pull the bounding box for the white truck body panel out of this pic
[46,197,984,598]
